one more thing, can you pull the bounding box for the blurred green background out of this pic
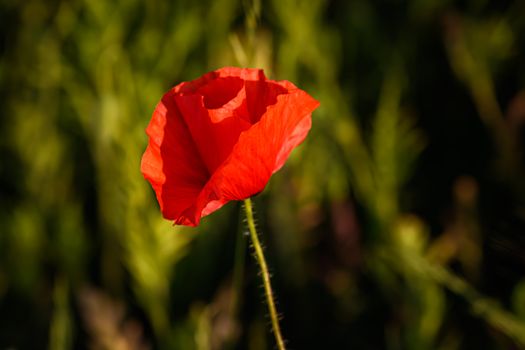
[1,0,525,349]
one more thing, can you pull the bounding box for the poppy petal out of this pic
[182,89,319,225]
[141,67,320,226]
[140,92,209,223]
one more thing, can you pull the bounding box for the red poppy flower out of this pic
[141,67,320,226]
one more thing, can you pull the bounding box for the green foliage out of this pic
[1,0,525,349]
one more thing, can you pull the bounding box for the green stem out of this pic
[243,198,286,350]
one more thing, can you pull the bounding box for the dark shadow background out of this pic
[1,0,525,349]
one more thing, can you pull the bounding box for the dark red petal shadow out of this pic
[140,93,209,223]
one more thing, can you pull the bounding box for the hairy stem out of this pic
[243,198,286,350]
